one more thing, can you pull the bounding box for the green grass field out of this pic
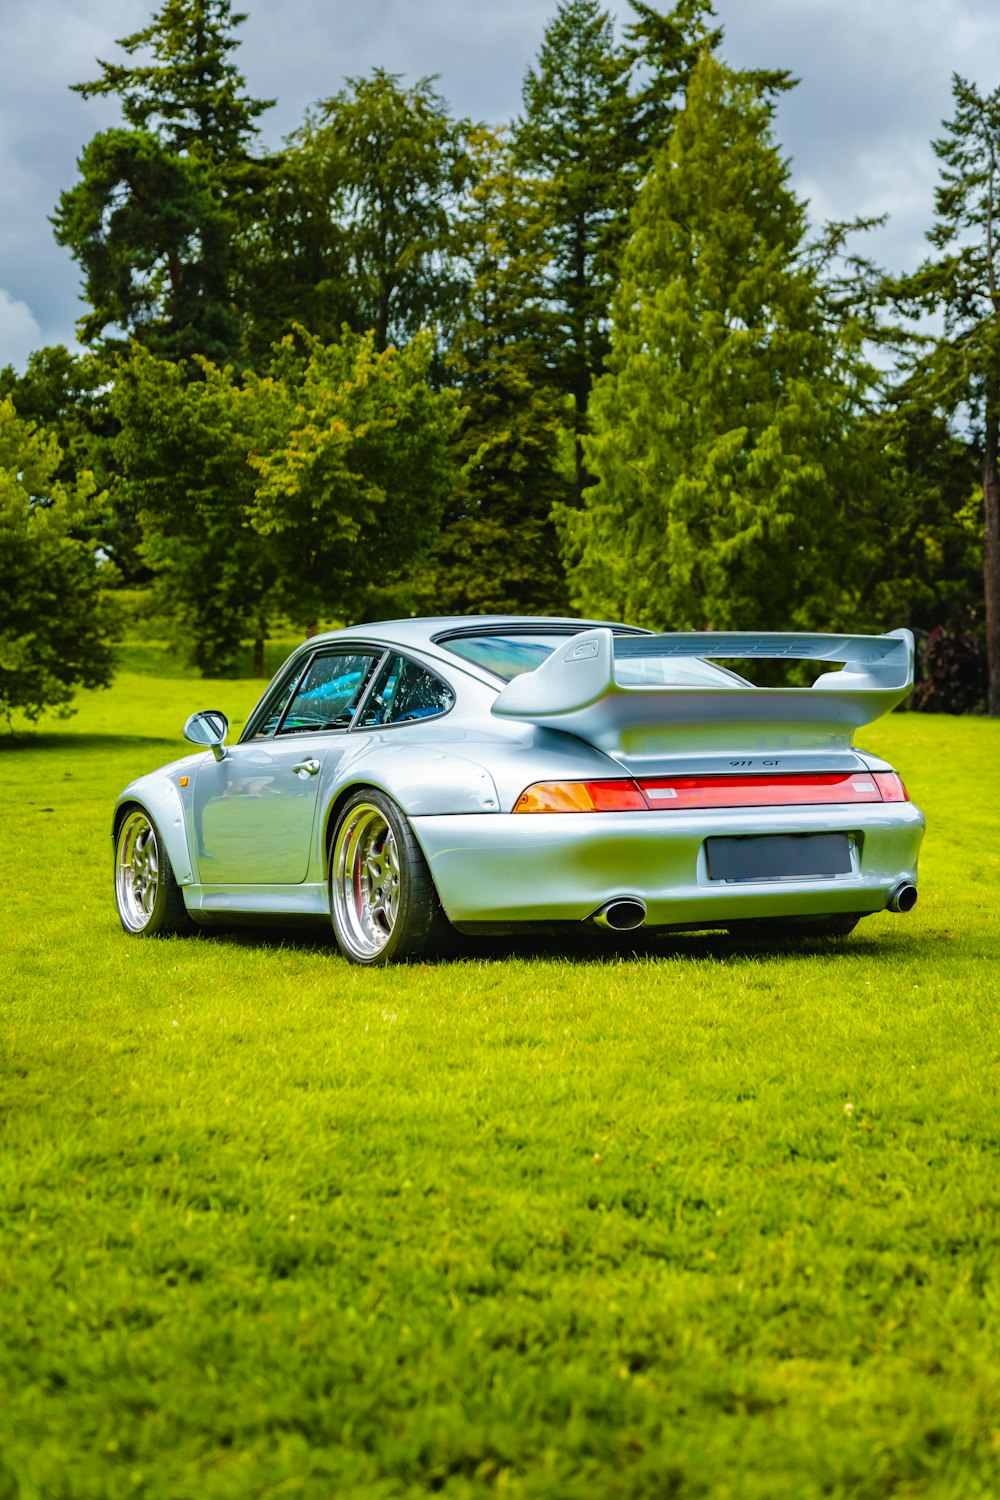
[1,671,999,1499]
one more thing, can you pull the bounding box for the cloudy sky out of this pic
[2,0,999,371]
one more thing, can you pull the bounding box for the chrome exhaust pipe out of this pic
[593,898,647,932]
[887,882,918,913]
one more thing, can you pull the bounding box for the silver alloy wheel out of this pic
[332,802,401,960]
[115,811,160,932]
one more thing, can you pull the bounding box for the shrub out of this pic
[912,624,986,714]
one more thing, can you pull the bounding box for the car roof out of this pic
[278,617,650,692]
[307,615,637,650]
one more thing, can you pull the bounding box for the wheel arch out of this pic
[319,751,500,879]
[112,786,195,889]
[322,781,376,875]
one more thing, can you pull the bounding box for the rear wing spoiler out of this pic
[490,628,915,757]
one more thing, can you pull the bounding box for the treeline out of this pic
[0,0,996,720]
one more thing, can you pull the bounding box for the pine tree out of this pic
[53,0,272,361]
[513,0,632,502]
[885,75,1000,714]
[424,129,573,614]
[624,0,791,162]
[71,0,270,156]
[623,0,722,161]
[563,53,872,632]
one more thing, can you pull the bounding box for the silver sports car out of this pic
[113,617,925,964]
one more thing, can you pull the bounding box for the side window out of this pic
[251,660,309,738]
[276,651,382,735]
[356,654,454,728]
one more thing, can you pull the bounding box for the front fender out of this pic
[113,761,201,887]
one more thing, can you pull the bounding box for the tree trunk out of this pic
[984,405,1000,714]
[253,635,266,678]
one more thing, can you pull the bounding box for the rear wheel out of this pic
[330,789,449,965]
[114,808,195,937]
[735,914,863,940]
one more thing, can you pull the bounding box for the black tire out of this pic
[734,913,863,941]
[114,807,196,937]
[329,789,450,965]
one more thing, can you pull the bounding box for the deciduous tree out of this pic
[0,399,118,723]
[242,72,471,360]
[251,328,461,629]
[111,344,272,672]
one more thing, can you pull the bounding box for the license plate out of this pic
[705,833,852,882]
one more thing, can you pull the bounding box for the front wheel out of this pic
[114,808,195,937]
[330,790,449,965]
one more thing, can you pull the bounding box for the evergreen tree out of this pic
[623,0,722,163]
[0,399,118,723]
[71,0,271,155]
[563,54,874,632]
[859,401,982,636]
[513,1,736,506]
[425,129,573,614]
[624,0,792,164]
[513,0,632,503]
[885,75,1000,714]
[53,0,272,361]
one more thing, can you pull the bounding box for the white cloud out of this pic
[0,289,43,373]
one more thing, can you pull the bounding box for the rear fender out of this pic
[321,746,500,866]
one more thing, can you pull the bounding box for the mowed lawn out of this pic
[1,670,998,1500]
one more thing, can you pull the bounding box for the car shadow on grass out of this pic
[204,921,915,966]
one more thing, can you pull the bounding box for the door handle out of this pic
[291,758,321,778]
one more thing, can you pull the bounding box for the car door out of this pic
[192,648,384,884]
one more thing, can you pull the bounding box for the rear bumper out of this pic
[411,802,926,926]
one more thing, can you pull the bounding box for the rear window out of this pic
[443,631,746,687]
[444,632,575,681]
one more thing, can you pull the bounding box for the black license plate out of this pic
[705,833,852,882]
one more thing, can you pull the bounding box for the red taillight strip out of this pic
[637,772,885,809]
[512,772,910,813]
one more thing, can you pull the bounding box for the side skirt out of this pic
[182,881,330,922]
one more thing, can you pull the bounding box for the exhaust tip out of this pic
[593,898,647,932]
[888,882,918,914]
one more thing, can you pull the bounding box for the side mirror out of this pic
[183,709,230,761]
